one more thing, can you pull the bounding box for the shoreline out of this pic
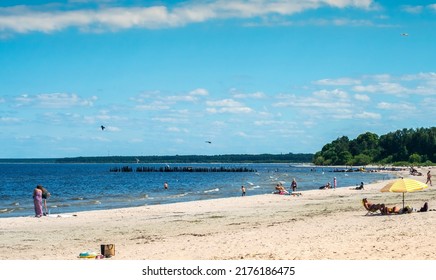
[0,167,434,260]
[0,164,399,219]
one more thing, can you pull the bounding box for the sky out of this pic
[0,0,435,158]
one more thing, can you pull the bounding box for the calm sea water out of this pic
[0,163,395,218]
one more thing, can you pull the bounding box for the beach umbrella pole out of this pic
[402,193,405,209]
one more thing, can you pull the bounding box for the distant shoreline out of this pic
[0,153,314,164]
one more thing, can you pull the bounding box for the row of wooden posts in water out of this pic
[109,166,257,173]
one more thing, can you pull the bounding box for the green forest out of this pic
[54,153,314,164]
[313,127,436,166]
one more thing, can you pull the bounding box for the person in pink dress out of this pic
[33,186,43,218]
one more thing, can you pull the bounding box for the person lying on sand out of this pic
[382,205,413,215]
[319,182,331,190]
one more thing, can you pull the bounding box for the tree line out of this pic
[54,153,314,164]
[313,127,436,166]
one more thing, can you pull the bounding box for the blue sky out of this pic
[1,0,435,158]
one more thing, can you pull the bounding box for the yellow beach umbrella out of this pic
[380,178,428,209]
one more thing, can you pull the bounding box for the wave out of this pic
[168,193,190,199]
[0,208,14,214]
[204,188,219,193]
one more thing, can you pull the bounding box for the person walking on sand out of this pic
[241,185,246,196]
[427,170,433,186]
[33,185,43,218]
[333,177,337,189]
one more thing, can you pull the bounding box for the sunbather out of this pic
[362,198,384,214]
[381,205,401,215]
[382,205,413,215]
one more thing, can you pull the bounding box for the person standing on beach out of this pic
[291,178,297,192]
[427,170,433,186]
[33,185,43,218]
[333,177,337,189]
[37,185,50,216]
[241,186,246,196]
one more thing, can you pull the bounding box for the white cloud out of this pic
[206,98,253,114]
[376,102,415,111]
[313,89,348,99]
[353,82,408,94]
[0,116,21,123]
[0,0,376,34]
[151,117,180,123]
[401,5,424,14]
[355,111,381,119]
[167,126,189,133]
[254,120,284,126]
[314,77,361,86]
[232,91,266,99]
[135,101,170,111]
[354,93,370,101]
[401,72,436,81]
[189,88,208,96]
[104,126,120,132]
[14,93,97,108]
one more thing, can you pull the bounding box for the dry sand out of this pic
[1,167,435,260]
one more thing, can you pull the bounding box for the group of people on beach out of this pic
[363,198,433,215]
[32,169,432,217]
[273,178,301,195]
[32,185,50,218]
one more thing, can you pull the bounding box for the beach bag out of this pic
[101,244,115,258]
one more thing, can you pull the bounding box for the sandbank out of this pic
[0,167,435,260]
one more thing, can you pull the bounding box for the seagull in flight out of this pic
[101,125,105,130]
[401,33,409,36]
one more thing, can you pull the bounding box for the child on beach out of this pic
[241,186,246,196]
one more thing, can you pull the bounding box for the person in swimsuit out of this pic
[291,178,297,192]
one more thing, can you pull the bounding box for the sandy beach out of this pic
[0,167,435,260]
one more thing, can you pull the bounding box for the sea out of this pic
[0,163,396,218]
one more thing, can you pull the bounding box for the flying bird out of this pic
[205,141,212,144]
[101,125,105,130]
[401,33,409,36]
